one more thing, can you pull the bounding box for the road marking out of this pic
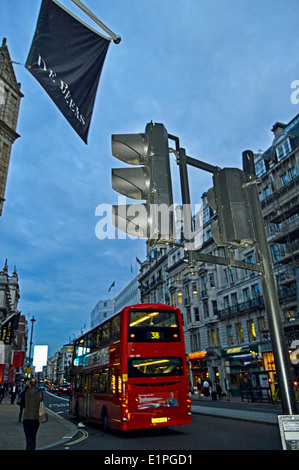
[66,428,89,447]
[45,399,89,448]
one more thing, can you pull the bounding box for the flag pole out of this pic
[71,0,121,43]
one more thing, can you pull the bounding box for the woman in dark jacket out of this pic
[23,378,43,450]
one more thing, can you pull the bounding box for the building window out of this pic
[276,139,291,160]
[236,322,244,343]
[211,328,219,346]
[203,302,209,319]
[191,334,197,352]
[230,268,236,283]
[264,186,271,198]
[289,166,297,179]
[251,283,260,297]
[194,307,200,322]
[227,325,234,345]
[247,253,254,264]
[212,300,218,316]
[224,296,230,310]
[231,293,238,306]
[255,159,267,178]
[201,275,207,295]
[272,244,280,261]
[243,288,250,302]
[281,172,288,186]
[209,272,215,287]
[184,285,190,304]
[247,320,256,342]
[257,317,267,339]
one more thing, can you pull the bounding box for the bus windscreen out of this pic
[128,309,180,342]
[128,357,184,378]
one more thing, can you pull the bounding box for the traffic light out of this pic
[207,167,255,247]
[111,122,174,246]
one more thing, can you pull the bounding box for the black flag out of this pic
[26,0,111,143]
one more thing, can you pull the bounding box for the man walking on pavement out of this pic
[10,383,17,404]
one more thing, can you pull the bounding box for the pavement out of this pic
[0,393,291,450]
[191,393,284,425]
[0,395,78,451]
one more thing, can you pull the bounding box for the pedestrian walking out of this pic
[10,383,17,404]
[0,384,5,404]
[17,385,28,422]
[203,380,210,397]
[23,378,43,450]
[216,383,223,400]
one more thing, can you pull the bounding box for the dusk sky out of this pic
[1,0,299,357]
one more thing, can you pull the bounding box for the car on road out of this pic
[49,384,59,393]
[57,383,71,395]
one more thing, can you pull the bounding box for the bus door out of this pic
[83,374,91,418]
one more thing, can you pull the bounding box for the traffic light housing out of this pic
[111,122,174,246]
[207,167,255,247]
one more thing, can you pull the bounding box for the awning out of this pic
[188,351,206,360]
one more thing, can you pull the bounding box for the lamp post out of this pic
[28,316,36,367]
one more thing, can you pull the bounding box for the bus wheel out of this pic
[101,407,109,432]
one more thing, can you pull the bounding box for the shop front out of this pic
[188,351,207,393]
[221,346,262,398]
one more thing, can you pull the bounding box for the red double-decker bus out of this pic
[69,303,192,431]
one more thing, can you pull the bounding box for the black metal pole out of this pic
[178,148,196,267]
[243,150,297,415]
[28,315,36,368]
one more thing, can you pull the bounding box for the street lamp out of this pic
[28,316,36,367]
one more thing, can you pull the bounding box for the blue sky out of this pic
[1,0,299,357]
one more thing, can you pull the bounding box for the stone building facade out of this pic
[0,38,23,216]
[0,260,27,384]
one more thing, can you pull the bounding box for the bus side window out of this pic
[91,370,100,393]
[99,367,109,394]
[84,374,91,393]
[102,322,111,346]
[111,315,121,342]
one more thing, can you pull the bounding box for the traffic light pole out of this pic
[169,135,297,415]
[243,151,298,416]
